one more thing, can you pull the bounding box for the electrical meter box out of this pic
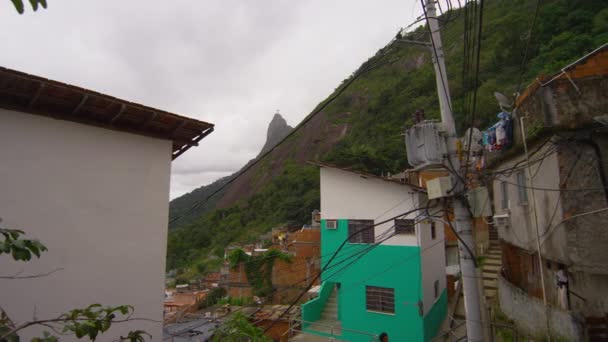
[426,176,452,200]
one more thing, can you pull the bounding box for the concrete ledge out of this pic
[497,275,584,340]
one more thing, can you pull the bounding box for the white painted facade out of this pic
[491,143,567,260]
[418,218,446,314]
[0,110,172,341]
[319,166,446,314]
[320,167,422,246]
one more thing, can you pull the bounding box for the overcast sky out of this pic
[0,0,425,199]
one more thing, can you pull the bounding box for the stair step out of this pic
[322,308,338,316]
[483,279,497,289]
[483,272,498,280]
[309,321,342,335]
[485,259,502,266]
[485,289,497,299]
[483,264,500,271]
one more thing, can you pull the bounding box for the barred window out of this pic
[366,286,394,314]
[395,219,415,235]
[348,220,374,243]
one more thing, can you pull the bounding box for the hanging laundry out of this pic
[481,112,513,152]
[496,123,506,148]
[487,126,497,151]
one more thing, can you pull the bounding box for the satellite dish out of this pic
[494,92,513,109]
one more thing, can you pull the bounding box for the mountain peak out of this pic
[259,111,293,156]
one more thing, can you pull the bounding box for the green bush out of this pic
[199,287,227,309]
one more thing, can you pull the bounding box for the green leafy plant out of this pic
[199,287,227,309]
[0,228,47,261]
[9,0,47,14]
[211,313,271,342]
[1,223,149,341]
[228,248,292,299]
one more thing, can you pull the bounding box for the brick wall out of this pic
[224,230,321,303]
[227,285,253,298]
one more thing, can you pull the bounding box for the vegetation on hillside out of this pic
[168,175,231,230]
[167,161,319,272]
[323,0,608,174]
[167,0,608,279]
[211,313,271,342]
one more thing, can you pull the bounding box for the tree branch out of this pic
[1,317,160,340]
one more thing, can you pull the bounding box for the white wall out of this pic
[418,219,446,314]
[320,167,421,246]
[320,166,446,313]
[0,110,172,341]
[491,144,567,261]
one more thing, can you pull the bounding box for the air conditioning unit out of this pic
[493,213,510,228]
[325,220,337,230]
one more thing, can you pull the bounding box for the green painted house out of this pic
[298,163,447,342]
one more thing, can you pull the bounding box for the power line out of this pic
[515,0,543,94]
[322,207,444,282]
[219,195,416,272]
[487,176,608,193]
[166,207,436,338]
[261,204,439,333]
[420,0,454,116]
[168,40,403,227]
[463,0,485,175]
[420,198,478,268]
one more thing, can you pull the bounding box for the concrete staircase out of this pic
[482,229,501,302]
[309,287,342,336]
[291,288,342,341]
[435,228,503,341]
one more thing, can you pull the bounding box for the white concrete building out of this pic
[0,67,213,341]
[300,162,447,342]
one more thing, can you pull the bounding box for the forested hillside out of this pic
[167,0,608,279]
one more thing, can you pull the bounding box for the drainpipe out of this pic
[520,116,551,341]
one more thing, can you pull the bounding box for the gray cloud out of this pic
[0,0,424,199]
